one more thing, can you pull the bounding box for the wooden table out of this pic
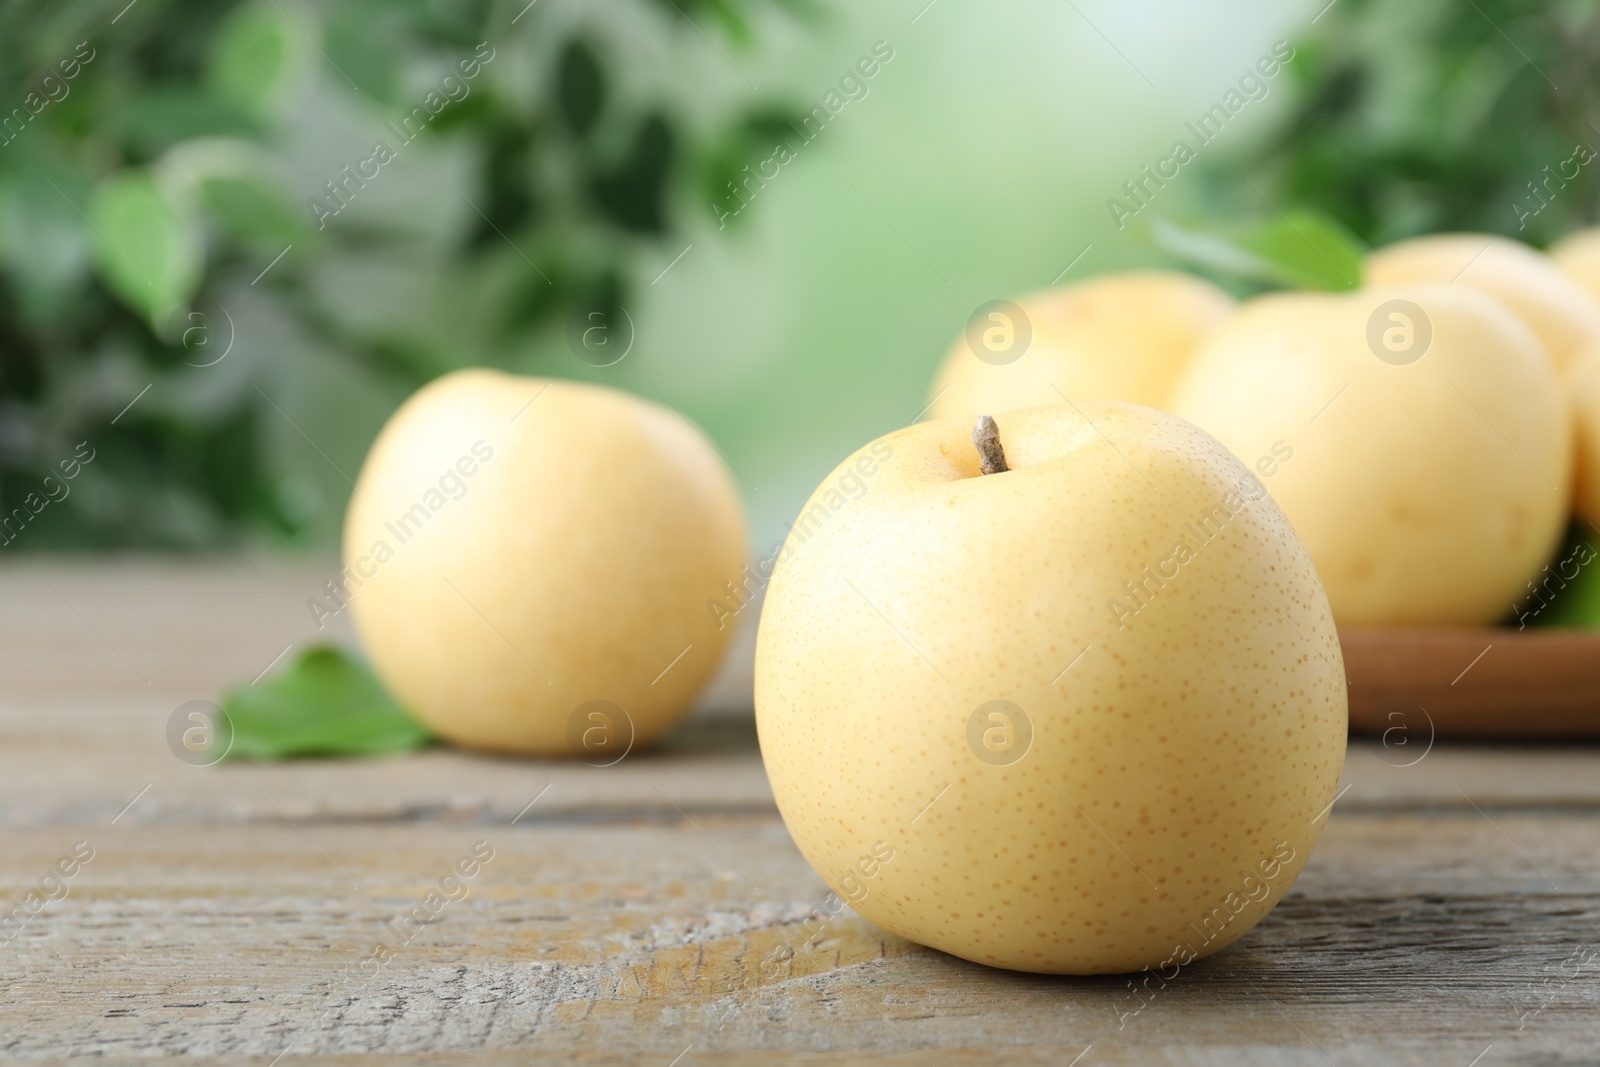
[2,562,1598,1065]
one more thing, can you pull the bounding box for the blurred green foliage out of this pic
[1208,0,1600,248]
[0,0,803,549]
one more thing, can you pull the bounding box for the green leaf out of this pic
[0,156,94,319]
[220,645,434,760]
[1147,210,1365,292]
[208,1,312,117]
[589,112,675,233]
[1238,210,1365,291]
[1147,216,1280,282]
[199,174,305,247]
[113,88,262,157]
[323,1,402,104]
[156,139,309,250]
[556,39,605,139]
[702,0,754,45]
[87,171,203,328]
[643,0,753,43]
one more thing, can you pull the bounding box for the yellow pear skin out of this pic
[755,402,1346,974]
[1548,227,1600,528]
[344,369,748,755]
[1368,233,1600,371]
[926,271,1234,422]
[1171,285,1571,625]
[1548,226,1600,311]
[1564,344,1600,529]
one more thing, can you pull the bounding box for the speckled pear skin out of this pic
[1171,285,1570,626]
[1370,233,1600,371]
[754,402,1347,975]
[344,369,748,756]
[925,271,1235,423]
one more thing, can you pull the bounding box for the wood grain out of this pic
[3,817,1598,1065]
[2,563,1599,1065]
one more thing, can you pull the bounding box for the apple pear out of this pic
[1565,344,1600,529]
[924,271,1234,423]
[1550,226,1600,310]
[1548,223,1600,310]
[1366,233,1600,371]
[755,402,1346,975]
[1170,285,1571,625]
[343,369,748,755]
[1537,229,1600,528]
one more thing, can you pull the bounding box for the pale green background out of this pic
[242,0,1317,555]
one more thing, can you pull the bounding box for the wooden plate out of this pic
[1341,627,1600,738]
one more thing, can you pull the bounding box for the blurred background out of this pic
[4,0,1598,558]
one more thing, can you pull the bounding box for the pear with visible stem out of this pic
[756,402,1345,974]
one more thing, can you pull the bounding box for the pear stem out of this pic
[973,415,1009,475]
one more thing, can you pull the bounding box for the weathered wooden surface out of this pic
[2,562,1599,1064]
